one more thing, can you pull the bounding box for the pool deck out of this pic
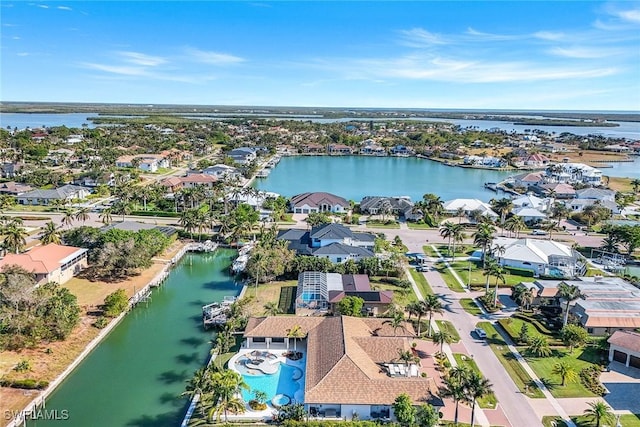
[228,347,307,420]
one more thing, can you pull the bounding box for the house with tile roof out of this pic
[0,243,88,286]
[290,192,350,214]
[608,331,640,370]
[360,196,421,221]
[241,316,440,419]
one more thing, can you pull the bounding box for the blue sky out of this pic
[1,1,639,111]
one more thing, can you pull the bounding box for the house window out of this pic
[587,328,593,334]
[272,337,285,343]
[252,337,266,343]
[336,258,342,263]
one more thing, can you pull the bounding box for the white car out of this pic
[531,229,548,236]
[474,327,487,339]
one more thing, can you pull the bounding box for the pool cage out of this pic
[295,272,343,311]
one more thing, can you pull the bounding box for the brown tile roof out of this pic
[180,174,217,184]
[244,316,432,406]
[0,244,86,274]
[608,330,640,353]
[584,316,640,328]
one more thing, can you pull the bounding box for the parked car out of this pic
[474,327,487,339]
[415,265,429,272]
[531,229,548,236]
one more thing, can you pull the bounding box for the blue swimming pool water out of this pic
[241,363,303,403]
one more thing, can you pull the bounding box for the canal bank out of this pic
[25,249,240,427]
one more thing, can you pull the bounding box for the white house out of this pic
[290,192,350,214]
[442,198,498,219]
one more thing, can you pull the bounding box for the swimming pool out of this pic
[240,363,303,404]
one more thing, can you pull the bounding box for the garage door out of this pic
[630,355,640,369]
[613,350,627,363]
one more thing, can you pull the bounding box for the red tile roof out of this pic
[0,244,86,274]
[608,330,640,353]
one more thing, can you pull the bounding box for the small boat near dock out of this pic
[202,296,237,329]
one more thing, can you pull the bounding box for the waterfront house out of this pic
[545,163,602,186]
[241,316,439,420]
[289,192,350,214]
[327,144,353,155]
[301,143,325,154]
[462,155,505,168]
[510,171,545,189]
[575,188,616,203]
[278,223,375,263]
[295,272,393,315]
[492,237,585,278]
[537,183,577,199]
[564,199,619,215]
[17,185,90,206]
[359,196,420,221]
[201,164,242,179]
[228,147,257,165]
[360,143,387,156]
[0,243,88,286]
[512,153,550,169]
[442,198,498,219]
[511,194,546,211]
[390,145,414,157]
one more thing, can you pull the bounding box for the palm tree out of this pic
[40,221,61,245]
[455,207,466,224]
[557,283,583,327]
[180,209,198,239]
[482,258,500,294]
[263,301,282,316]
[442,372,467,426]
[520,287,535,312]
[631,178,640,194]
[465,371,493,427]
[527,335,552,357]
[492,265,505,307]
[181,367,212,418]
[286,325,305,351]
[552,361,578,387]
[504,215,525,238]
[473,223,495,268]
[432,330,453,354]
[490,198,513,228]
[3,221,27,254]
[491,243,506,265]
[99,207,113,225]
[75,207,91,225]
[384,311,406,336]
[422,295,444,337]
[583,401,614,427]
[450,223,465,260]
[440,222,456,257]
[61,209,75,229]
[207,370,249,422]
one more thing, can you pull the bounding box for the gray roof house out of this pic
[17,185,91,206]
[575,188,616,202]
[227,147,257,165]
[278,223,375,263]
[290,192,350,214]
[360,196,421,221]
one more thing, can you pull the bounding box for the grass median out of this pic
[476,321,545,399]
[409,268,434,296]
[452,353,498,409]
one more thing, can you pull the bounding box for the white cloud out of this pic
[465,27,520,41]
[398,28,448,47]
[17,52,29,56]
[533,31,565,41]
[82,63,148,76]
[57,6,72,11]
[186,48,245,64]
[37,4,49,9]
[548,46,620,59]
[118,51,166,66]
[615,8,640,24]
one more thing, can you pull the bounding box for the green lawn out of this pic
[434,244,475,259]
[452,353,498,409]
[365,220,400,229]
[374,281,418,307]
[525,347,603,398]
[477,321,545,399]
[448,261,534,290]
[543,414,640,427]
[435,320,460,343]
[423,245,438,257]
[460,298,483,316]
[406,222,435,230]
[435,262,466,292]
[499,316,562,346]
[409,268,434,296]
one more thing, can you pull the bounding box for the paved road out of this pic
[389,232,544,427]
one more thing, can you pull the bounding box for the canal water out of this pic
[33,249,240,427]
[254,155,512,202]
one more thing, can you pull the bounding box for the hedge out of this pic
[131,210,180,218]
[512,313,555,335]
[504,266,534,277]
[0,378,49,389]
[580,365,606,396]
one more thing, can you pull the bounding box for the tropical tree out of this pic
[527,335,552,357]
[483,258,500,294]
[61,209,75,229]
[392,393,416,427]
[39,221,61,245]
[181,367,212,417]
[504,215,525,238]
[442,369,468,426]
[396,349,420,377]
[561,324,589,352]
[631,178,640,194]
[432,330,453,354]
[439,221,457,257]
[415,403,440,427]
[3,221,27,254]
[490,198,513,228]
[557,283,583,327]
[207,370,249,422]
[519,287,535,312]
[179,209,199,239]
[286,325,305,351]
[465,371,493,427]
[473,222,495,268]
[99,207,113,225]
[583,401,615,427]
[75,207,91,225]
[552,361,578,387]
[263,301,282,316]
[422,294,444,337]
[384,311,406,336]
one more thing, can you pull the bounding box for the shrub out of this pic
[130,210,180,217]
[512,313,555,335]
[249,400,267,411]
[13,360,31,372]
[0,378,49,389]
[580,365,606,396]
[103,289,129,317]
[94,316,109,329]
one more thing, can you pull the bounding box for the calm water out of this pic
[0,113,97,129]
[33,250,240,427]
[254,156,512,202]
[599,157,640,179]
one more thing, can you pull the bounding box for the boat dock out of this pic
[230,243,254,274]
[202,296,237,329]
